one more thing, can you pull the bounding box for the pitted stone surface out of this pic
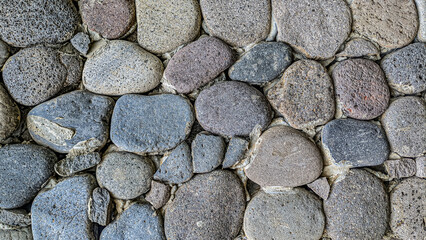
[0,84,20,141]
[71,32,91,55]
[145,180,171,209]
[336,38,379,58]
[54,152,101,177]
[154,142,193,184]
[191,132,225,173]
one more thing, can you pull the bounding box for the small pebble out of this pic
[307,177,330,200]
[0,39,9,67]
[145,180,171,209]
[0,84,20,141]
[415,0,426,41]
[336,38,379,58]
[222,137,249,169]
[54,152,101,177]
[416,156,426,178]
[191,132,225,173]
[384,158,416,179]
[89,187,112,226]
[0,209,31,227]
[71,32,91,55]
[154,142,193,184]
[0,227,32,240]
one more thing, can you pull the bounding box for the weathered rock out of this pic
[307,177,330,200]
[89,187,112,226]
[0,209,31,227]
[55,152,101,177]
[0,39,9,67]
[336,38,379,58]
[192,132,225,173]
[415,0,426,41]
[222,137,249,169]
[145,180,171,209]
[416,156,426,178]
[0,84,20,141]
[60,49,84,89]
[384,159,416,179]
[71,32,91,55]
[154,142,193,184]
[0,227,33,240]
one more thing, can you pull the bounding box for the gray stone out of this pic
[32,174,97,240]
[71,32,91,55]
[324,169,389,240]
[83,40,163,96]
[0,84,20,141]
[416,156,426,178]
[244,189,325,240]
[0,227,32,240]
[228,42,293,84]
[100,203,165,240]
[59,49,84,89]
[0,209,31,227]
[153,142,193,184]
[322,119,389,168]
[111,94,194,153]
[145,180,171,209]
[384,159,416,179]
[415,0,426,41]
[0,39,9,68]
[390,177,426,240]
[192,132,225,173]
[97,152,154,200]
[336,38,379,58]
[222,137,249,169]
[381,97,426,157]
[0,144,56,209]
[165,170,245,240]
[55,152,101,177]
[27,91,114,153]
[89,187,112,226]
[381,43,426,94]
[307,177,330,200]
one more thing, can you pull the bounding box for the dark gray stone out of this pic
[222,137,248,169]
[192,132,225,173]
[89,187,112,226]
[0,227,32,240]
[0,39,9,68]
[154,142,193,184]
[55,152,101,177]
[111,94,194,153]
[0,209,31,227]
[145,180,171,209]
[307,177,330,200]
[384,158,416,179]
[0,144,56,209]
[0,84,20,141]
[71,32,91,55]
[322,119,389,168]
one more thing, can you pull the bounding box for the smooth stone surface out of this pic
[228,42,293,84]
[164,37,234,93]
[27,91,114,153]
[195,81,272,137]
[192,132,225,173]
[200,0,270,47]
[55,152,101,177]
[145,180,171,209]
[322,119,389,167]
[0,209,31,227]
[351,0,418,49]
[136,0,201,54]
[384,159,416,179]
[381,97,426,157]
[222,137,249,169]
[0,227,32,240]
[0,84,20,141]
[111,94,194,153]
[267,60,335,129]
[324,169,389,240]
[0,39,9,67]
[83,40,163,96]
[416,156,426,178]
[336,38,379,58]
[307,177,330,200]
[390,177,426,240]
[100,203,165,240]
[332,58,390,120]
[154,142,193,184]
[97,152,154,200]
[0,144,56,209]
[0,0,78,47]
[415,0,426,41]
[165,170,245,240]
[273,0,351,59]
[71,32,91,55]
[381,43,426,94]
[89,187,112,226]
[245,125,323,187]
[244,189,325,240]
[32,174,97,240]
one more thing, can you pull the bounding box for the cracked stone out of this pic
[89,187,112,226]
[55,152,101,177]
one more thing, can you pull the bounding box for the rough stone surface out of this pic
[200,0,270,47]
[154,142,193,184]
[245,125,323,187]
[228,42,293,84]
[195,81,272,137]
[97,152,155,200]
[244,189,325,240]
[27,91,114,153]
[111,94,194,153]
[165,170,245,240]
[324,169,389,240]
[307,177,330,200]
[145,180,171,209]
[100,203,165,240]
[267,60,335,129]
[0,0,79,47]
[381,97,426,157]
[192,132,225,173]
[390,177,426,240]
[136,0,201,54]
[381,43,426,94]
[0,84,20,141]
[384,159,416,179]
[32,174,97,240]
[332,58,390,120]
[336,38,379,58]
[351,0,419,49]
[0,227,33,240]
[0,209,31,227]
[83,40,163,96]
[222,137,249,169]
[164,37,234,93]
[416,156,426,178]
[0,39,9,67]
[322,119,389,167]
[89,187,112,226]
[71,32,91,55]
[0,144,56,209]
[273,0,351,59]
[55,152,101,177]
[416,0,426,41]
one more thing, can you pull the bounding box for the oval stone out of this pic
[0,84,20,141]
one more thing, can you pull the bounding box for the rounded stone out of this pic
[244,189,325,240]
[200,0,270,47]
[81,0,135,39]
[332,58,390,120]
[245,125,323,187]
[195,81,272,137]
[0,0,79,47]
[350,0,419,50]
[0,144,57,209]
[97,152,154,200]
[267,60,335,129]
[324,169,389,240]
[136,0,201,54]
[381,43,426,94]
[83,40,163,96]
[164,37,234,94]
[164,170,245,240]
[0,85,20,141]
[0,39,9,68]
[272,0,351,59]
[381,97,426,157]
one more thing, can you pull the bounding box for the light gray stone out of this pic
[416,156,426,178]
[384,159,416,179]
[336,38,379,58]
[0,209,31,227]
[415,0,426,42]
[55,152,101,177]
[0,227,32,240]
[71,32,91,55]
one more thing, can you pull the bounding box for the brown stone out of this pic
[0,85,20,141]
[336,38,379,58]
[307,177,330,200]
[145,180,171,209]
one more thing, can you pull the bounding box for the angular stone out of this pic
[27,91,114,153]
[0,39,9,68]
[111,94,194,153]
[60,49,84,89]
[55,152,101,177]
[192,132,225,173]
[0,209,31,227]
[267,60,335,129]
[154,142,193,184]
[200,0,270,47]
[0,84,20,141]
[384,159,416,179]
[136,0,201,54]
[244,189,324,240]
[195,81,272,137]
[228,42,293,84]
[89,187,112,226]
[415,0,426,41]
[0,144,56,209]
[245,125,323,187]
[71,32,91,55]
[307,177,330,200]
[332,58,390,120]
[0,227,32,240]
[336,38,379,58]
[164,37,234,93]
[222,137,249,169]
[416,156,426,178]
[145,180,171,209]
